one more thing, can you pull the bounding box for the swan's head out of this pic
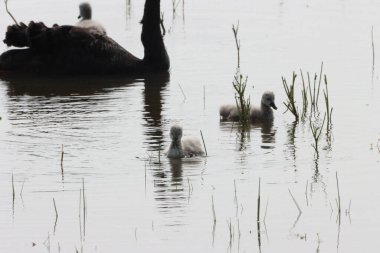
[78,2,92,20]
[261,91,277,110]
[170,125,183,142]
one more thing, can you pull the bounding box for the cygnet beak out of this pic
[270,102,277,110]
[78,15,82,19]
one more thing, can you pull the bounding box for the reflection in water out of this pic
[1,74,140,96]
[169,159,183,184]
[219,121,276,150]
[285,121,298,164]
[152,158,203,226]
[142,72,170,151]
[257,122,276,149]
[126,0,132,19]
[284,121,328,198]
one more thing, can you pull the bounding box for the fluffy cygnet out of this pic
[219,91,277,122]
[165,125,205,158]
[250,91,277,122]
[219,104,238,121]
[77,2,107,35]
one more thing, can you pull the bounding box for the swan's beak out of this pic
[78,15,82,19]
[270,102,277,110]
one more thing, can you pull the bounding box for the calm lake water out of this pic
[1,0,380,252]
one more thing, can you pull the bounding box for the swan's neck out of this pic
[168,139,184,158]
[140,0,170,71]
[261,103,273,117]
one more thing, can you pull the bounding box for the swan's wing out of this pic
[1,22,141,74]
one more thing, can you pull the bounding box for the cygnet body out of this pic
[77,2,107,35]
[219,91,277,122]
[219,104,238,121]
[250,91,277,122]
[166,125,205,158]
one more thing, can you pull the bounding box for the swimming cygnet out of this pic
[219,104,238,121]
[250,91,277,122]
[165,125,205,158]
[219,91,277,122]
[77,2,107,35]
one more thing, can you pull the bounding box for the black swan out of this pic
[0,0,169,75]
[77,2,106,35]
[219,91,277,122]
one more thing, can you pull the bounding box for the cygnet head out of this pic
[261,91,277,110]
[78,2,92,20]
[170,125,183,142]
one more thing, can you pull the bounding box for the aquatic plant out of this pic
[257,178,261,222]
[336,171,342,224]
[283,63,333,154]
[300,70,309,119]
[282,72,299,122]
[288,188,302,215]
[293,63,324,117]
[60,144,64,177]
[200,130,208,156]
[323,75,333,129]
[12,172,15,202]
[310,113,326,155]
[233,73,251,126]
[172,0,181,14]
[232,23,241,69]
[160,12,166,36]
[211,195,216,223]
[232,22,251,127]
[5,0,19,26]
[53,198,58,233]
[372,26,375,74]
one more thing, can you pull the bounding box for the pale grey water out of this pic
[1,0,380,252]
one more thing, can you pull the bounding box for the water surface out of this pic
[1,0,380,252]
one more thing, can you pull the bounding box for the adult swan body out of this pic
[0,0,169,75]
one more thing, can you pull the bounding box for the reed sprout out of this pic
[310,113,326,154]
[263,198,269,222]
[160,12,166,36]
[257,179,262,252]
[282,72,299,122]
[288,189,302,215]
[53,198,58,233]
[231,22,251,127]
[283,63,333,154]
[372,26,375,74]
[257,178,261,222]
[178,83,186,101]
[316,62,324,108]
[172,0,181,14]
[211,195,216,223]
[20,179,25,198]
[79,178,87,240]
[232,23,241,69]
[323,75,333,129]
[5,0,19,26]
[200,130,208,156]
[300,70,308,119]
[12,172,15,202]
[60,145,64,176]
[335,171,341,222]
[233,74,251,126]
